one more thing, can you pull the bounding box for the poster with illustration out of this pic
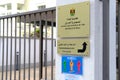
[62,55,83,75]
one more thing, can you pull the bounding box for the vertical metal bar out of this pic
[34,13,36,80]
[2,19,5,80]
[0,19,2,79]
[51,11,54,80]
[45,12,48,80]
[28,14,31,80]
[14,17,17,80]
[6,18,9,80]
[10,17,13,80]
[118,1,120,80]
[23,15,26,80]
[18,16,21,80]
[39,14,43,80]
[103,0,109,80]
[0,19,2,37]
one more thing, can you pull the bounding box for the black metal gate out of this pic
[117,0,120,80]
[0,7,56,80]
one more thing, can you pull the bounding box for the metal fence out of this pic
[0,7,56,80]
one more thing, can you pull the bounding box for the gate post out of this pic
[103,0,116,80]
[56,0,116,80]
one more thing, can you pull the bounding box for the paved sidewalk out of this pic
[0,66,55,80]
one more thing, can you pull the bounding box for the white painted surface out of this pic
[11,1,17,14]
[94,1,103,80]
[0,38,2,68]
[0,0,24,5]
[109,0,116,80]
[56,0,103,80]
[45,0,56,8]
[27,0,56,11]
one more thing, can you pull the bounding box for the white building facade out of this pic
[0,0,56,16]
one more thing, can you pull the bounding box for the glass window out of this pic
[7,3,11,10]
[17,3,23,10]
[38,5,46,10]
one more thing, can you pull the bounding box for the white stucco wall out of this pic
[56,0,103,80]
[56,0,116,80]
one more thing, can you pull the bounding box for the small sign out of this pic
[64,74,79,80]
[62,56,83,75]
[57,39,90,56]
[58,1,90,38]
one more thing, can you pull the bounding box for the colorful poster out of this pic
[62,56,83,75]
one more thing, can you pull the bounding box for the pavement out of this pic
[0,66,55,80]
